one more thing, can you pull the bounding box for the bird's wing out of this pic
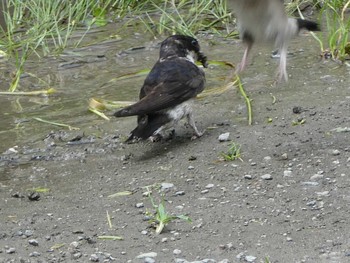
[115,58,205,117]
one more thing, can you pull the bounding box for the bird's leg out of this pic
[235,39,253,74]
[186,113,203,140]
[277,45,288,82]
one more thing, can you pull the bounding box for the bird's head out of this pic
[160,35,208,68]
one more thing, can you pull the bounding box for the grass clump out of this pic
[319,0,350,62]
[0,0,113,92]
[145,187,191,235]
[220,141,242,162]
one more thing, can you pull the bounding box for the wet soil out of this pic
[1,31,350,263]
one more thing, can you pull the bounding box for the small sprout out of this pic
[220,141,242,162]
[267,117,273,123]
[292,119,306,126]
[146,190,191,235]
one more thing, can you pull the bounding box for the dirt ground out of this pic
[1,31,350,263]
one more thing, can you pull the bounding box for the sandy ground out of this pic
[1,31,350,263]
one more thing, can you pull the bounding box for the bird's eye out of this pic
[191,40,197,46]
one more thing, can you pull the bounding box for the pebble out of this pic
[28,239,39,246]
[136,252,157,259]
[201,189,209,194]
[316,191,330,196]
[141,230,148,235]
[173,249,182,255]
[144,257,156,263]
[188,166,195,170]
[136,203,144,208]
[175,191,185,196]
[263,156,271,161]
[332,149,340,155]
[72,252,82,259]
[161,238,168,243]
[301,181,319,186]
[283,170,292,177]
[24,230,34,237]
[310,173,324,180]
[281,153,288,160]
[161,183,174,190]
[90,254,99,262]
[29,251,41,257]
[218,132,230,142]
[244,174,252,179]
[245,255,257,262]
[261,174,272,180]
[205,184,214,189]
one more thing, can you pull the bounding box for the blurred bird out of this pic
[114,35,208,142]
[228,0,320,81]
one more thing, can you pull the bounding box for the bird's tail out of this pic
[297,19,320,32]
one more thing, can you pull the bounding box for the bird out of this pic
[227,0,320,81]
[114,35,208,142]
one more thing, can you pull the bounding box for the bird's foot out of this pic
[191,130,204,140]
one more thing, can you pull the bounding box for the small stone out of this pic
[201,189,209,194]
[141,230,148,235]
[29,251,41,257]
[261,174,272,180]
[70,241,79,248]
[244,174,252,179]
[173,249,182,255]
[245,255,257,262]
[287,237,293,242]
[72,252,82,259]
[316,191,330,196]
[332,149,340,156]
[188,165,195,170]
[136,203,144,208]
[263,156,271,161]
[90,254,99,262]
[161,183,174,190]
[281,153,288,160]
[144,257,156,263]
[310,173,324,180]
[283,170,292,177]
[136,252,157,259]
[6,247,16,254]
[218,132,230,142]
[175,205,184,210]
[24,230,34,237]
[161,238,168,243]
[292,106,302,114]
[205,184,214,189]
[28,239,39,246]
[301,181,319,186]
[175,191,185,196]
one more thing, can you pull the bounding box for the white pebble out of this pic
[136,252,157,259]
[173,249,182,255]
[261,174,272,180]
[218,132,230,142]
[205,184,214,189]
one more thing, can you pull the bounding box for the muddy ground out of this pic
[1,31,350,263]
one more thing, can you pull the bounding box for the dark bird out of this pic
[228,0,320,81]
[114,35,208,142]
